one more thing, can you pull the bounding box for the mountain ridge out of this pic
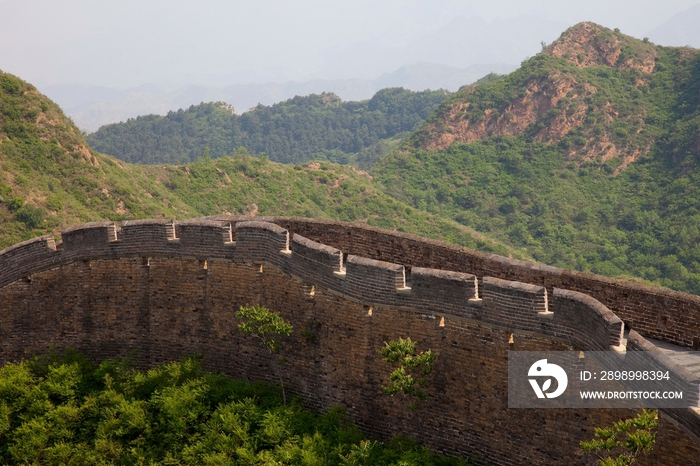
[403,22,670,173]
[372,22,700,293]
[0,69,520,261]
[86,87,452,168]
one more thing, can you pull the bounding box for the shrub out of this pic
[2,194,24,212]
[580,410,658,465]
[0,352,470,465]
[15,204,45,228]
[45,195,63,212]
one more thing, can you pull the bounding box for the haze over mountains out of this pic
[39,3,700,134]
[46,63,514,132]
[4,1,698,132]
[41,9,563,132]
[646,3,700,47]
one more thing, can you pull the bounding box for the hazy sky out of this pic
[1,0,698,88]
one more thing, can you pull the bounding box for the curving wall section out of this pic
[254,216,700,348]
[0,219,624,353]
[0,217,699,465]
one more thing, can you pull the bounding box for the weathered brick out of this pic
[0,217,698,466]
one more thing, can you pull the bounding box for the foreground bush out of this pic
[0,351,470,465]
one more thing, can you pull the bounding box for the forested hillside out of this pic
[373,22,700,293]
[87,88,450,168]
[0,70,189,244]
[11,21,700,295]
[0,69,516,259]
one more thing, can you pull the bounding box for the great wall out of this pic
[1,215,700,464]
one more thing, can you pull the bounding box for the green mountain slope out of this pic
[136,150,518,254]
[0,69,518,259]
[373,22,700,293]
[86,88,450,168]
[0,70,193,243]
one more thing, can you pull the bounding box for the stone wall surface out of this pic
[254,216,700,348]
[0,217,699,465]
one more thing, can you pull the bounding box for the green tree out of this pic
[339,439,379,465]
[236,305,293,403]
[380,337,436,411]
[15,204,46,228]
[580,410,658,465]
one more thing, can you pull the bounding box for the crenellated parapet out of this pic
[175,218,234,253]
[0,235,58,287]
[238,215,700,350]
[61,221,117,250]
[0,220,238,284]
[552,288,624,351]
[0,218,644,354]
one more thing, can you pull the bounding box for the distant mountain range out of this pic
[646,3,700,48]
[315,14,567,80]
[0,68,514,259]
[42,62,515,132]
[374,22,700,294]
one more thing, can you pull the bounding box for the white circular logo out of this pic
[528,359,568,399]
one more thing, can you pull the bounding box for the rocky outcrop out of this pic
[415,22,660,172]
[546,22,656,73]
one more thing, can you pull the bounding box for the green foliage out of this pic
[145,147,521,258]
[474,73,504,85]
[580,410,658,465]
[15,204,46,228]
[0,74,23,96]
[87,89,450,168]
[372,43,700,294]
[236,305,293,354]
[236,305,293,404]
[0,352,470,465]
[339,439,379,465]
[0,69,200,249]
[4,194,24,212]
[45,195,63,212]
[380,338,436,409]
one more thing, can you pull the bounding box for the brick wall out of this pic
[234,216,700,348]
[0,217,699,465]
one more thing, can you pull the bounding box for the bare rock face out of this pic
[424,71,598,151]
[546,22,656,73]
[415,22,659,173]
[244,203,259,216]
